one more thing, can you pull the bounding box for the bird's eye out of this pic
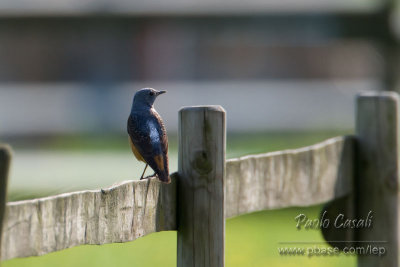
[149,92,155,96]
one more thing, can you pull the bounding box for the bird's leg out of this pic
[143,173,157,179]
[140,164,148,180]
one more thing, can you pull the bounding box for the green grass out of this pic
[3,131,355,266]
[3,205,356,267]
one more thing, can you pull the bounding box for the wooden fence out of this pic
[0,91,399,267]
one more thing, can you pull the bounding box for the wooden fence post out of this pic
[356,92,399,267]
[0,145,11,265]
[177,106,226,267]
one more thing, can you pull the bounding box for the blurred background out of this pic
[2,0,399,266]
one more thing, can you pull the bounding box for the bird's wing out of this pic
[151,109,168,156]
[151,109,169,180]
[127,113,169,181]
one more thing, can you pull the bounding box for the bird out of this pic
[127,88,170,184]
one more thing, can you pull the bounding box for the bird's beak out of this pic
[157,90,166,95]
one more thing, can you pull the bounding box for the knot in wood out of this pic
[191,150,213,175]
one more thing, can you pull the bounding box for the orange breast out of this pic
[129,137,145,162]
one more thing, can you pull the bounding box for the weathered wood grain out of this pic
[1,134,355,262]
[225,135,354,218]
[0,145,11,265]
[355,92,399,267]
[177,106,226,267]
[1,174,177,261]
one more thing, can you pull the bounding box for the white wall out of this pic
[0,80,379,135]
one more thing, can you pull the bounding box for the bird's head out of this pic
[132,88,166,110]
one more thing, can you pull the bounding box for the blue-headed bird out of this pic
[127,88,170,184]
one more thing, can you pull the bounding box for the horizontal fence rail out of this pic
[225,135,354,218]
[1,175,177,261]
[1,135,353,261]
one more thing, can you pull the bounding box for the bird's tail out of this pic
[157,171,171,184]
